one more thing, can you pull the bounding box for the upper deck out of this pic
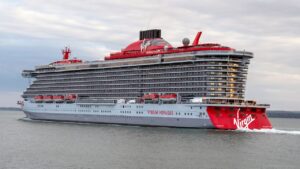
[32,29,252,73]
[34,49,252,74]
[22,29,255,103]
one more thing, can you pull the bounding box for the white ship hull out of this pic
[22,101,214,128]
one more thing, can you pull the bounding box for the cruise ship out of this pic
[20,29,272,130]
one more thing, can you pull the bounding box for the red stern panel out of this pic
[207,106,272,130]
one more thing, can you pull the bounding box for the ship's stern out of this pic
[206,106,272,130]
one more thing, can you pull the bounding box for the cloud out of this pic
[0,0,299,110]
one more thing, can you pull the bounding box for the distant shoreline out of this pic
[0,107,22,111]
[267,110,300,119]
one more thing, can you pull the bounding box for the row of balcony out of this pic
[31,77,247,87]
[35,70,247,82]
[33,75,247,86]
[27,85,246,93]
[36,62,249,79]
[29,82,246,89]
[24,87,244,96]
[29,79,247,89]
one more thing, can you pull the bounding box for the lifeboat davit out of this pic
[66,94,77,102]
[44,95,54,103]
[34,95,44,103]
[53,95,65,103]
[142,93,159,101]
[159,93,177,101]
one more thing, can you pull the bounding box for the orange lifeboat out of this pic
[159,93,177,101]
[53,95,65,103]
[66,94,77,102]
[44,95,54,103]
[34,95,44,102]
[142,93,159,101]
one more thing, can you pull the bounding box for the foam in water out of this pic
[236,128,300,135]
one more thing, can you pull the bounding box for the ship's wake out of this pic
[235,128,300,135]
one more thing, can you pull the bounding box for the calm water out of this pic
[0,111,300,169]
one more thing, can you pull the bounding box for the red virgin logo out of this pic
[233,109,255,129]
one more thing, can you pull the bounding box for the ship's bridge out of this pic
[22,70,36,78]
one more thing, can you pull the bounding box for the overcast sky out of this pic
[0,0,299,110]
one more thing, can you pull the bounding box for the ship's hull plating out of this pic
[24,111,213,128]
[22,101,272,129]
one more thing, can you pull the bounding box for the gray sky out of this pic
[0,0,299,110]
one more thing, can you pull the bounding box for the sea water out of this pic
[0,110,299,169]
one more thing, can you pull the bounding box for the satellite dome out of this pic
[182,38,190,46]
